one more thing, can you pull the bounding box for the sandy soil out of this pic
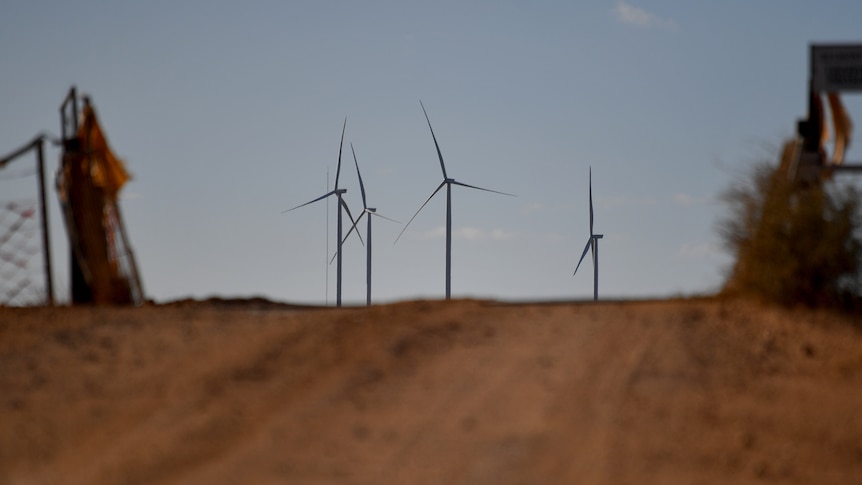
[1,297,861,484]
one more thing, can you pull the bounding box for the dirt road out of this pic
[1,298,861,484]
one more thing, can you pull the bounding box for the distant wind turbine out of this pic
[335,143,400,306]
[395,101,515,299]
[283,118,360,307]
[573,167,603,301]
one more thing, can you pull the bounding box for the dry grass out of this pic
[720,141,862,308]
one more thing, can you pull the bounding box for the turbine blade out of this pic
[335,118,346,189]
[351,143,368,209]
[370,212,401,224]
[340,198,364,246]
[330,212,367,264]
[420,100,448,179]
[342,211,366,244]
[589,166,594,235]
[282,190,337,213]
[450,180,516,197]
[573,239,591,276]
[394,181,446,244]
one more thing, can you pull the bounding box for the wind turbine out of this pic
[573,167,603,301]
[283,118,360,307]
[336,143,399,306]
[395,101,514,299]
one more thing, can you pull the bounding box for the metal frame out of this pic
[0,135,55,305]
[57,86,146,305]
[804,44,862,175]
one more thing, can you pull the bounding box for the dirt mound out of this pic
[2,298,861,484]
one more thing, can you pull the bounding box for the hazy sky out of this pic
[2,1,862,305]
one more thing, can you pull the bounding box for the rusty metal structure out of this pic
[58,87,144,305]
[790,44,862,183]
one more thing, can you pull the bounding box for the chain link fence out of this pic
[0,198,46,305]
[0,136,52,307]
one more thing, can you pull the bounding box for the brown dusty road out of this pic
[1,298,861,484]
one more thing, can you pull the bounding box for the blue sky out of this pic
[2,1,862,304]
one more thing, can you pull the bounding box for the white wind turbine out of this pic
[283,118,360,307]
[395,101,515,299]
[337,143,399,306]
[573,167,603,301]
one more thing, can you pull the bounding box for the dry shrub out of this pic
[720,141,862,308]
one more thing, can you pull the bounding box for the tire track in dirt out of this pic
[3,299,862,484]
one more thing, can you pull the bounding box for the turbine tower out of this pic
[338,143,399,306]
[283,118,359,307]
[395,101,514,299]
[573,167,603,301]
